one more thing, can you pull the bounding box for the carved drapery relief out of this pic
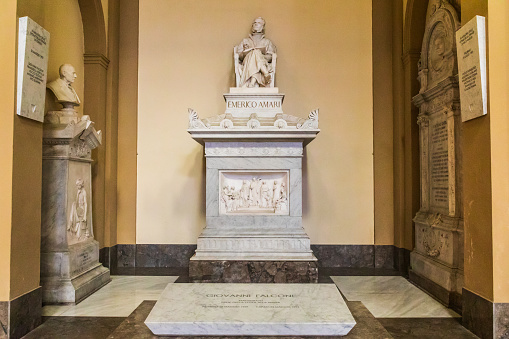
[219,171,289,215]
[67,178,93,243]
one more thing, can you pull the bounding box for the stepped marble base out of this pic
[41,264,110,305]
[145,283,355,336]
[189,259,318,283]
[410,251,463,294]
[41,239,111,304]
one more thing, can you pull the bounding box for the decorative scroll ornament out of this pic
[247,118,261,129]
[417,114,429,127]
[274,119,288,129]
[188,108,210,129]
[428,212,443,227]
[220,119,234,129]
[70,139,90,158]
[297,109,319,129]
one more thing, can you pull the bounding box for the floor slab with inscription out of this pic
[145,283,355,336]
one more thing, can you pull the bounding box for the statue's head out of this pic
[59,64,77,85]
[76,178,84,188]
[251,17,265,34]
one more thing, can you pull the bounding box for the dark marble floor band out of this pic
[409,269,462,315]
[0,287,42,339]
[188,260,319,283]
[111,244,412,273]
[23,316,125,339]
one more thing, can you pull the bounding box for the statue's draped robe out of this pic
[236,34,276,87]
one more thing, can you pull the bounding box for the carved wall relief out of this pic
[219,171,289,215]
[67,178,93,243]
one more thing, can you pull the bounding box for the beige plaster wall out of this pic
[488,0,509,303]
[373,0,395,245]
[17,0,85,116]
[0,0,17,302]
[117,0,139,244]
[8,0,85,300]
[136,0,374,245]
[461,2,494,302]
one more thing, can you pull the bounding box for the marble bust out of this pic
[47,63,81,108]
[234,17,277,88]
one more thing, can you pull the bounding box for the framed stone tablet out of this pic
[456,15,487,122]
[16,16,50,122]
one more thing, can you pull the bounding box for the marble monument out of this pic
[187,18,319,283]
[145,283,355,336]
[41,64,110,304]
[411,0,464,307]
[16,16,50,122]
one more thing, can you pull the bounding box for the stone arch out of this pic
[77,0,109,249]
[78,0,107,55]
[403,0,429,57]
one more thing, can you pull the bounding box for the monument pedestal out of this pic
[41,111,110,304]
[189,260,318,283]
[187,88,319,282]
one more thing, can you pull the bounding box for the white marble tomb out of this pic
[188,87,319,261]
[145,283,355,336]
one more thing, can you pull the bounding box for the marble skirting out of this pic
[108,244,411,274]
[188,260,318,283]
[409,269,462,314]
[463,288,509,339]
[0,287,42,339]
[99,245,118,273]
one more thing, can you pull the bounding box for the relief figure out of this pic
[68,179,91,241]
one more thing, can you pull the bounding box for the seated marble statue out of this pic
[234,17,277,88]
[47,64,81,108]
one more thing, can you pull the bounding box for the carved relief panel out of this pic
[411,0,463,294]
[219,171,289,215]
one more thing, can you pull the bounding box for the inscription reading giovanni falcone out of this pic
[202,293,298,309]
[430,120,448,206]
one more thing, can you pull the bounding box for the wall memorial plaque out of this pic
[16,16,50,122]
[410,0,463,304]
[456,15,487,122]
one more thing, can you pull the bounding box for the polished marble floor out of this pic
[42,276,178,317]
[24,270,478,338]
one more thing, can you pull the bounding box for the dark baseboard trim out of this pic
[99,244,118,273]
[409,269,462,315]
[462,288,509,339]
[106,244,411,273]
[0,287,42,339]
[394,246,411,277]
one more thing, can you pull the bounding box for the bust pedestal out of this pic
[41,110,110,304]
[188,88,319,282]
